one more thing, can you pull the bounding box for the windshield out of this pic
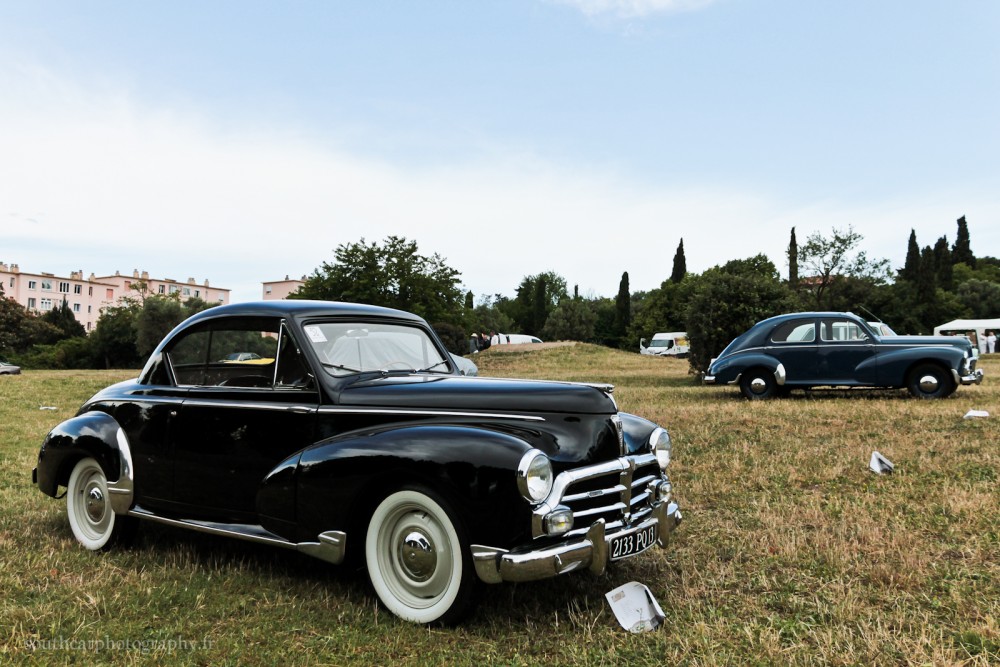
[303,321,450,377]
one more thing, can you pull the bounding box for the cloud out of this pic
[549,0,717,18]
[2,63,997,307]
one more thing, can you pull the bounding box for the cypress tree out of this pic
[952,215,976,268]
[933,236,953,291]
[670,239,686,283]
[900,229,920,282]
[614,272,631,347]
[787,227,799,287]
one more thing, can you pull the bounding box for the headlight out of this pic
[517,449,553,504]
[649,427,671,470]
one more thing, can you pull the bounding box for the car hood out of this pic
[338,374,617,415]
[884,335,972,350]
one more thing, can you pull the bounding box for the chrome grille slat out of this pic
[536,453,662,538]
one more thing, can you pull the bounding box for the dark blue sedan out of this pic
[704,312,983,399]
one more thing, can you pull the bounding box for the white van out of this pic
[493,333,543,345]
[639,332,689,358]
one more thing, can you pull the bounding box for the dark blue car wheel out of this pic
[740,369,777,400]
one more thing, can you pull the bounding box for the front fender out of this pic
[280,424,536,546]
[35,411,134,513]
[874,346,964,384]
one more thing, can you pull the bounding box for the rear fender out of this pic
[36,411,134,513]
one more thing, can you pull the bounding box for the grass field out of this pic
[1,349,998,665]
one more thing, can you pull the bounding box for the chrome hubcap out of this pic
[85,485,106,523]
[398,529,436,581]
[750,377,768,394]
[919,375,939,392]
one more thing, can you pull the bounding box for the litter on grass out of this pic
[605,581,665,633]
[869,451,895,475]
[963,409,989,419]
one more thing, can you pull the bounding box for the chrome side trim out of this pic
[182,400,317,412]
[106,428,135,514]
[297,531,347,565]
[127,509,349,564]
[316,406,545,422]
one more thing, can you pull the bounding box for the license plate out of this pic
[609,523,657,561]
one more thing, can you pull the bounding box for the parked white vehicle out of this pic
[493,333,543,345]
[639,332,689,358]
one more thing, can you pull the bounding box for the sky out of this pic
[1,0,998,304]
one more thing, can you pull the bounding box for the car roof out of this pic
[180,300,427,327]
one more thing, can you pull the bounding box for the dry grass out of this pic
[1,353,998,665]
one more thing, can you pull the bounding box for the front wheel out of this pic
[365,488,477,625]
[740,368,777,400]
[66,457,137,550]
[907,363,956,399]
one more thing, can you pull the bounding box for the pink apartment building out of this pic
[0,264,230,332]
[262,276,305,300]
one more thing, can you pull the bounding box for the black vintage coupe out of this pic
[33,301,681,624]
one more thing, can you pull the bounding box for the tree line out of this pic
[2,217,996,372]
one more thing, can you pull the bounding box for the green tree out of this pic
[90,303,142,369]
[670,239,686,283]
[41,299,86,339]
[504,272,567,335]
[952,215,975,269]
[900,229,920,282]
[787,227,798,287]
[798,226,891,310]
[933,236,953,291]
[957,279,1000,320]
[613,272,631,348]
[542,298,598,341]
[684,256,795,373]
[294,236,464,326]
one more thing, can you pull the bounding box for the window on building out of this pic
[28,280,37,289]
[73,303,81,313]
[27,298,36,309]
[106,289,114,299]
[87,322,92,331]
[74,284,82,294]
[158,285,165,294]
[59,282,70,292]
[40,298,52,311]
[88,286,93,296]
[41,280,52,291]
[169,285,179,294]
[8,278,12,288]
[195,289,200,297]
[183,287,191,296]
[265,286,273,294]
[124,281,131,290]
[87,305,92,313]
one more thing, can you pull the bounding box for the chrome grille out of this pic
[540,454,661,538]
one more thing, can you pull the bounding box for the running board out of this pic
[128,507,347,565]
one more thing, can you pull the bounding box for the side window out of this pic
[770,320,815,343]
[167,317,281,387]
[821,320,867,342]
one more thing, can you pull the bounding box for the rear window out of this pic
[770,320,816,343]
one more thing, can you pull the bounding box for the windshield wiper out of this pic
[320,362,364,373]
[418,360,450,373]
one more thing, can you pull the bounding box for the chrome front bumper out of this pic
[954,368,984,386]
[470,500,682,584]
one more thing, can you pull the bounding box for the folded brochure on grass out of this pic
[605,581,665,632]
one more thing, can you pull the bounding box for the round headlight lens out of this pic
[649,427,671,469]
[517,450,553,504]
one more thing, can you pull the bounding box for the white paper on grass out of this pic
[869,451,895,475]
[963,410,989,419]
[605,581,665,633]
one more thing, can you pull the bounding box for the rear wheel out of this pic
[66,457,137,550]
[365,487,477,625]
[907,363,955,399]
[740,368,777,400]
